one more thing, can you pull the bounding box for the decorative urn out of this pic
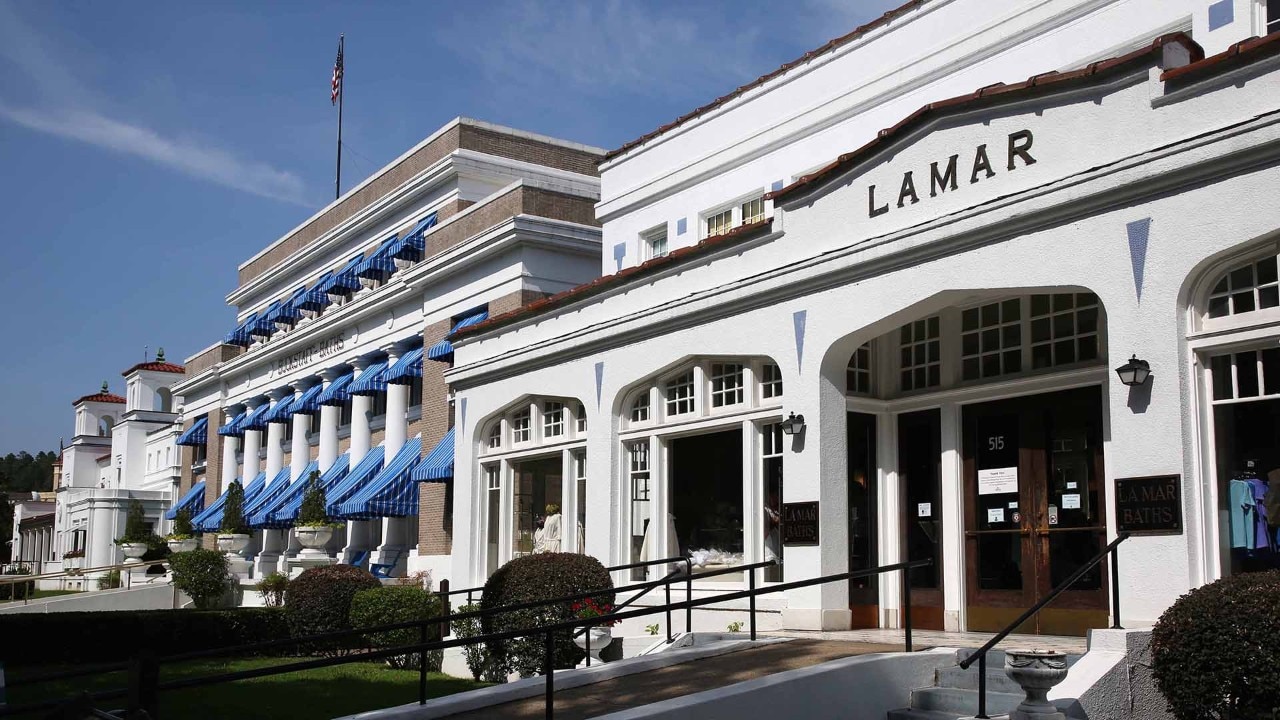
[1004,649,1070,720]
[166,538,198,553]
[120,542,149,562]
[216,533,251,556]
[295,526,334,557]
[574,626,613,667]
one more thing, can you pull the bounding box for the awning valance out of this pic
[217,411,247,438]
[241,401,273,432]
[426,309,489,362]
[262,395,295,425]
[291,383,326,415]
[249,301,282,339]
[224,312,258,347]
[165,481,207,520]
[176,417,208,447]
[411,427,454,483]
[383,347,424,385]
[272,286,309,326]
[334,437,423,520]
[325,446,385,517]
[296,272,333,312]
[321,253,365,298]
[318,372,354,406]
[348,359,390,396]
[244,466,295,528]
[193,472,267,533]
[355,236,399,281]
[265,454,350,528]
[391,213,438,261]
[248,463,319,528]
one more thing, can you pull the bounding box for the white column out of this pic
[318,368,343,473]
[343,357,373,563]
[290,381,313,482]
[374,346,410,575]
[221,406,240,491]
[241,399,263,482]
[264,388,289,482]
[939,402,965,632]
[256,388,290,577]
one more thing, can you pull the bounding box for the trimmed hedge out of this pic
[349,586,443,670]
[1152,570,1280,719]
[285,564,380,655]
[0,608,290,667]
[480,553,613,678]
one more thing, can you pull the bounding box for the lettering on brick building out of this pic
[867,129,1037,218]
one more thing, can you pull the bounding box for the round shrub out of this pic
[1152,570,1280,719]
[168,548,231,609]
[480,553,613,678]
[285,564,380,655]
[349,585,443,670]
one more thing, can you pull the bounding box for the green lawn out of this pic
[6,658,488,719]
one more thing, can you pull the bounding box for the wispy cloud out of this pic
[0,1,309,206]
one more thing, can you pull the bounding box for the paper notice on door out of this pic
[1062,494,1081,509]
[987,508,1006,524]
[917,502,932,518]
[1008,501,1019,509]
[1066,481,1078,490]
[978,467,1019,495]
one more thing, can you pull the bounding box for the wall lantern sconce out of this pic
[781,412,806,435]
[1114,355,1151,387]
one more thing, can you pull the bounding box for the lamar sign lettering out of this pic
[1115,474,1182,535]
[782,502,820,545]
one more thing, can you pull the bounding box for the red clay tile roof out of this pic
[766,33,1203,206]
[72,392,126,406]
[122,360,186,376]
[455,218,776,338]
[1161,29,1280,83]
[605,0,929,162]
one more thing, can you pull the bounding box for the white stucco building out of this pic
[441,0,1280,637]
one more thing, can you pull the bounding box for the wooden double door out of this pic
[963,386,1109,635]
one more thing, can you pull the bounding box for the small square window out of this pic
[761,364,783,399]
[706,209,733,238]
[630,392,651,423]
[511,408,531,444]
[741,197,765,225]
[641,225,668,260]
[543,402,565,438]
[665,371,696,416]
[710,363,744,408]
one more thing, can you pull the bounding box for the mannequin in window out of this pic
[764,488,782,566]
[535,504,562,553]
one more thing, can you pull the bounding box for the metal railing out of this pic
[0,559,173,604]
[0,557,932,720]
[957,532,1130,719]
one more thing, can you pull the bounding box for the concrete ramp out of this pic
[0,582,181,614]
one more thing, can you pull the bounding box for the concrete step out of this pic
[887,708,965,720]
[911,687,1023,716]
[935,664,1023,694]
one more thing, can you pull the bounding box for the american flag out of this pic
[331,37,344,105]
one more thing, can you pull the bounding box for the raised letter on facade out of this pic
[971,144,995,184]
[868,184,889,217]
[930,155,958,197]
[897,171,920,208]
[1007,129,1036,170]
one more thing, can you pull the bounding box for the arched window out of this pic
[847,343,872,395]
[155,388,174,413]
[98,416,114,436]
[629,392,651,423]
[486,422,502,450]
[1206,255,1280,319]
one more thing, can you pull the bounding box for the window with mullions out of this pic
[511,408,531,444]
[574,450,587,554]
[899,316,941,392]
[1207,255,1280,319]
[630,392,651,423]
[485,464,502,576]
[543,402,565,439]
[741,197,765,225]
[762,422,784,582]
[710,363,744,408]
[575,403,587,434]
[706,208,733,238]
[847,343,872,395]
[1030,293,1100,369]
[487,423,502,450]
[665,371,696,416]
[628,441,651,580]
[1210,348,1280,401]
[761,363,783,399]
[962,299,1022,381]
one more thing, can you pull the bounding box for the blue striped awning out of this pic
[265,454,350,528]
[224,312,258,347]
[241,401,273,432]
[321,253,365,297]
[244,466,293,528]
[291,383,326,415]
[318,372,354,406]
[165,481,207,520]
[249,301,283,338]
[411,427,454,483]
[176,417,208,446]
[426,309,489,361]
[296,272,334,312]
[325,446,385,517]
[262,395,295,425]
[383,347,424,385]
[217,410,247,438]
[193,472,267,533]
[391,213,438,261]
[355,236,399,281]
[248,462,320,528]
[272,286,309,326]
[348,359,390,396]
[334,437,423,519]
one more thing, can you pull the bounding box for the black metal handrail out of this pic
[0,557,932,719]
[438,555,689,604]
[957,532,1129,719]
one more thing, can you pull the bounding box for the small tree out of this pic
[168,507,196,540]
[169,548,231,609]
[297,471,334,527]
[115,499,150,545]
[219,481,248,535]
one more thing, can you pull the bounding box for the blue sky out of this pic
[0,0,902,454]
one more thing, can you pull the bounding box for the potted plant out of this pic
[166,507,199,553]
[571,596,616,667]
[114,500,152,562]
[216,481,251,556]
[296,471,340,556]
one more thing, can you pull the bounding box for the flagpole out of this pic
[335,34,344,200]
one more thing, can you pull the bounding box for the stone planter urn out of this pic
[574,626,613,667]
[295,526,334,558]
[216,533,251,556]
[167,538,198,553]
[1004,649,1070,720]
[120,542,149,562]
